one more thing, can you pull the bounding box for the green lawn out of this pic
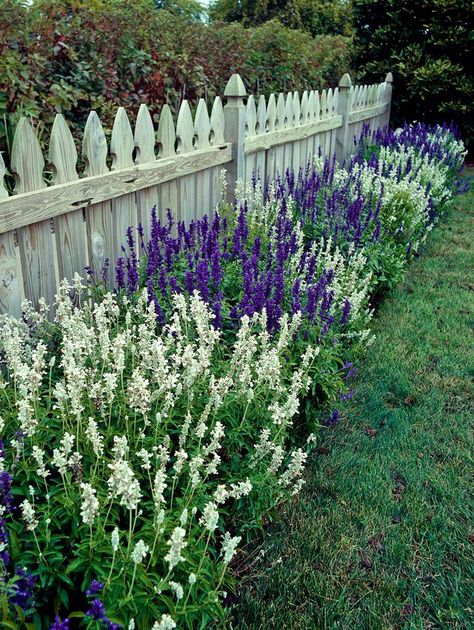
[232,170,474,629]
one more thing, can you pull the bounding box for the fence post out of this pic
[224,74,246,201]
[384,72,393,128]
[336,73,352,163]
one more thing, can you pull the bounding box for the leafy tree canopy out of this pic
[209,0,353,37]
[352,0,474,151]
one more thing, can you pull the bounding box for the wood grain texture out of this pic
[0,151,23,315]
[157,104,178,224]
[210,96,226,210]
[111,107,138,263]
[50,114,89,285]
[194,99,212,216]
[83,111,114,283]
[12,117,58,309]
[176,100,196,224]
[244,116,342,155]
[134,104,159,241]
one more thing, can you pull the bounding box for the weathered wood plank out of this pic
[157,104,178,225]
[49,114,89,284]
[265,93,277,181]
[244,116,342,155]
[110,107,138,262]
[134,104,159,242]
[255,95,267,185]
[0,144,232,234]
[348,102,388,125]
[194,98,212,216]
[0,152,23,316]
[176,100,196,224]
[83,111,114,284]
[12,118,58,309]
[210,96,225,211]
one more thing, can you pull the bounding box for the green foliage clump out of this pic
[209,0,353,37]
[351,0,474,152]
[0,0,350,159]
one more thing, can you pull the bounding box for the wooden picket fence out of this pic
[0,71,392,317]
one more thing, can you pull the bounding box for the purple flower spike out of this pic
[50,616,70,630]
[86,579,104,596]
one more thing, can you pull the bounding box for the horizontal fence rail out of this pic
[0,71,393,317]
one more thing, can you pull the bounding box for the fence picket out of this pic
[176,100,196,224]
[134,104,159,242]
[111,107,138,260]
[266,93,277,181]
[244,94,257,188]
[194,99,212,215]
[210,96,225,209]
[157,104,178,225]
[0,151,23,316]
[49,114,88,287]
[83,111,113,284]
[255,95,267,185]
[292,91,302,173]
[12,118,58,309]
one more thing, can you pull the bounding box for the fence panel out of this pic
[0,71,392,317]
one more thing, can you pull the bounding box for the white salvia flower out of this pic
[20,499,38,531]
[199,501,219,532]
[137,448,152,471]
[229,479,252,499]
[214,484,229,505]
[188,573,196,585]
[52,433,75,475]
[221,532,242,564]
[31,446,49,479]
[80,483,99,526]
[153,470,167,508]
[128,620,135,630]
[172,450,188,476]
[127,368,151,416]
[131,539,149,565]
[107,459,142,511]
[169,581,184,600]
[164,527,187,570]
[152,615,176,630]
[85,418,104,457]
[179,508,188,527]
[111,527,120,552]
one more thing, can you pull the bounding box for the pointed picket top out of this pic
[176,100,194,154]
[333,87,339,113]
[11,118,46,194]
[385,72,393,84]
[321,90,328,119]
[327,88,334,117]
[83,111,108,177]
[339,73,352,89]
[134,104,156,164]
[276,93,286,130]
[266,94,277,131]
[49,114,78,185]
[376,83,384,104]
[224,73,246,98]
[285,92,294,128]
[194,99,211,149]
[256,95,266,134]
[307,91,316,122]
[314,91,321,121]
[245,94,257,137]
[363,85,369,108]
[157,104,176,158]
[0,152,9,199]
[293,91,301,125]
[300,91,309,124]
[210,97,225,145]
[111,107,134,171]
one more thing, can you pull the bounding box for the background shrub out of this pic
[0,0,350,158]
